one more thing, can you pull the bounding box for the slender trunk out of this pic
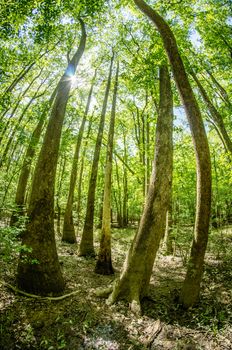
[79,53,114,257]
[0,68,43,145]
[191,71,232,155]
[10,89,57,226]
[122,131,128,227]
[163,202,174,255]
[62,73,96,243]
[56,156,67,236]
[108,64,173,314]
[0,80,48,167]
[3,62,36,96]
[76,117,94,230]
[2,45,53,98]
[114,158,123,227]
[16,20,86,296]
[206,69,231,108]
[95,61,119,274]
[0,147,24,212]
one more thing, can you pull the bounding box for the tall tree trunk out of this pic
[122,130,128,227]
[191,71,232,155]
[62,73,96,243]
[16,19,86,296]
[76,117,93,230]
[10,88,57,226]
[114,158,123,227]
[56,156,67,236]
[107,64,173,314]
[95,61,119,274]
[133,0,211,308]
[79,53,114,257]
[163,201,174,255]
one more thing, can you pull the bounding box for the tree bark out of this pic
[62,72,96,243]
[16,19,86,296]
[79,53,114,257]
[95,61,119,274]
[134,0,211,309]
[107,64,173,314]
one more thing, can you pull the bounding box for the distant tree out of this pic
[95,61,119,275]
[79,53,114,257]
[62,72,96,243]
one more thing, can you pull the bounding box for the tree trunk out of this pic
[191,71,232,155]
[163,203,174,255]
[79,53,114,257]
[16,19,86,296]
[133,0,211,308]
[107,64,173,314]
[76,117,93,230]
[56,156,67,236]
[62,73,96,243]
[95,61,119,274]
[10,89,57,226]
[122,130,128,228]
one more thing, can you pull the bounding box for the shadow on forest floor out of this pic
[1,226,232,349]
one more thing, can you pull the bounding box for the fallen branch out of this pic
[0,280,79,301]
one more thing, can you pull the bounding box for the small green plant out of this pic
[0,215,39,265]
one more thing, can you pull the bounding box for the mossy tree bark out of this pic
[95,61,119,274]
[79,53,114,257]
[107,64,173,314]
[16,19,86,296]
[10,88,57,227]
[133,0,211,308]
[62,72,96,243]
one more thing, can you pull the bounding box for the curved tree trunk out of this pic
[133,0,211,308]
[16,19,86,296]
[62,73,96,243]
[107,64,173,314]
[95,61,119,274]
[79,53,114,257]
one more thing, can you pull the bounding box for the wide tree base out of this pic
[62,236,77,244]
[95,260,114,275]
[78,245,96,258]
[17,262,65,296]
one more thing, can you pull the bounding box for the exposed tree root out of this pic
[0,280,80,301]
[95,285,113,298]
[130,298,142,316]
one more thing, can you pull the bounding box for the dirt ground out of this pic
[1,227,232,349]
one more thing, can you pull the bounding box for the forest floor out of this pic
[1,225,232,350]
